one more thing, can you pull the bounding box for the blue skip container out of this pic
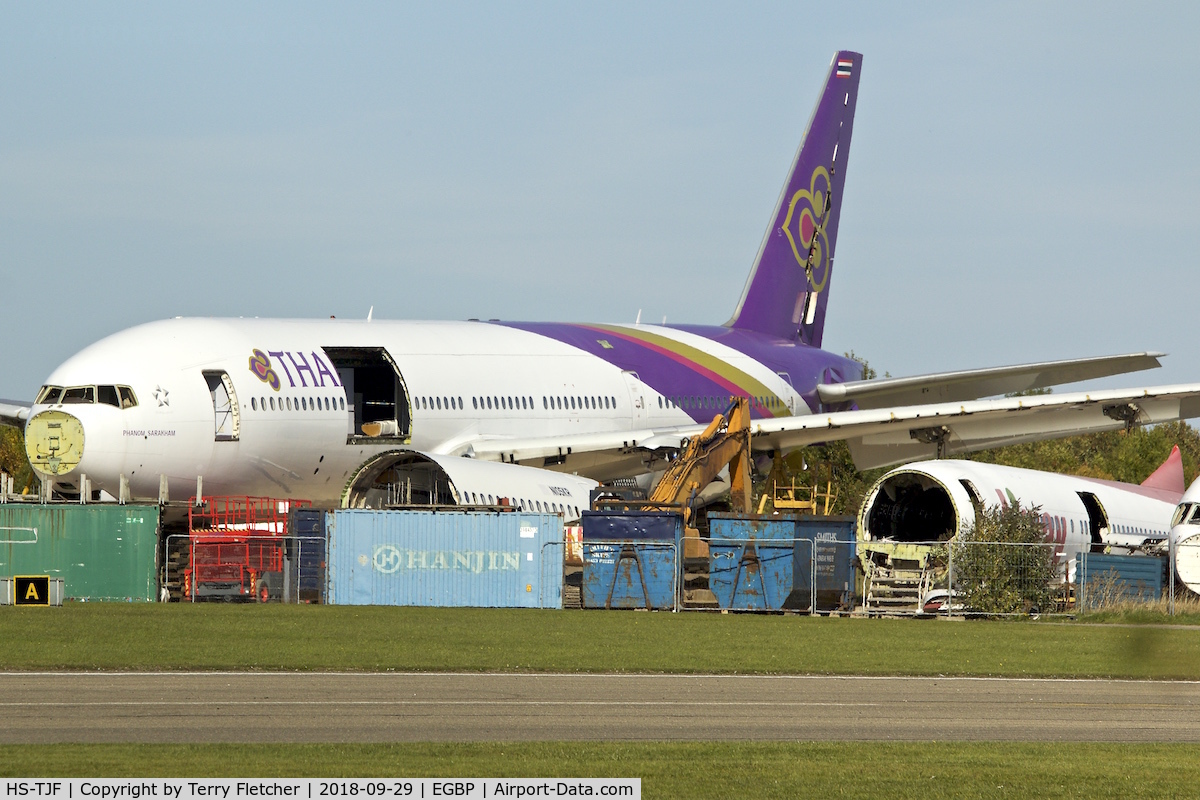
[708,515,796,611]
[708,514,857,611]
[581,511,681,609]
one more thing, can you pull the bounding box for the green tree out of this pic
[752,351,890,517]
[968,423,1200,486]
[0,426,39,494]
[953,503,1058,615]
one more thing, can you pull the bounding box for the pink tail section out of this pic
[1141,445,1185,495]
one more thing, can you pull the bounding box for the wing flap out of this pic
[816,352,1165,409]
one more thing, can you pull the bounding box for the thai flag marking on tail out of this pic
[836,58,853,78]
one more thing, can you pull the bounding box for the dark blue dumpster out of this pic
[708,515,796,610]
[290,508,328,603]
[794,516,856,611]
[581,511,681,609]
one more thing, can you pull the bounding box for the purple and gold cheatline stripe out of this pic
[579,324,790,418]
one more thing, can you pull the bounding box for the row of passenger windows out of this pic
[542,395,616,411]
[415,395,621,412]
[658,394,785,411]
[250,395,346,413]
[419,396,464,411]
[462,490,580,519]
[37,385,138,409]
[1112,523,1166,538]
[246,390,784,416]
[1047,514,1164,540]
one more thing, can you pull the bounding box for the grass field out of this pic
[5,604,1200,796]
[3,603,1200,678]
[4,742,1200,799]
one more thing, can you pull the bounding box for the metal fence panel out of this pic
[858,539,1076,617]
[856,537,1194,616]
[950,540,1064,615]
[0,504,159,601]
[1077,552,1166,609]
[166,533,327,603]
[795,517,857,612]
[328,510,563,608]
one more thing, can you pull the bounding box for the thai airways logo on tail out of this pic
[726,50,861,347]
[781,165,833,305]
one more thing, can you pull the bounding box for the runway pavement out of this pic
[3,671,1200,744]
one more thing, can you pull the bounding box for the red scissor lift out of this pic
[180,496,312,602]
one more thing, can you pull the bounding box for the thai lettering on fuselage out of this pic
[249,349,341,391]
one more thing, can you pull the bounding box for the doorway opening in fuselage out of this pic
[323,347,412,444]
[203,371,240,441]
[1077,492,1109,553]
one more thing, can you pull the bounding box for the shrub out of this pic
[953,503,1058,614]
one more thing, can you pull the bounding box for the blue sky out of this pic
[2,2,1198,401]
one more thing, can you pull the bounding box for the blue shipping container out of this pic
[1079,553,1165,607]
[327,510,563,607]
[581,511,680,609]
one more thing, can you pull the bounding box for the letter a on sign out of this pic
[15,576,50,606]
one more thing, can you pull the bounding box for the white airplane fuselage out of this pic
[859,459,1181,571]
[27,317,826,507]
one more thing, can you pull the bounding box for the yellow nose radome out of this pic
[25,410,85,477]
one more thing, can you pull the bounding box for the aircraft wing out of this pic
[757,383,1200,469]
[815,352,1165,409]
[0,399,31,429]
[457,383,1200,478]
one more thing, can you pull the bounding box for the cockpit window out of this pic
[97,386,120,407]
[38,384,137,408]
[36,385,63,404]
[61,386,95,404]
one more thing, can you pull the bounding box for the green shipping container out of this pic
[0,505,160,601]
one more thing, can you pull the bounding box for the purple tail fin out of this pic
[726,50,861,346]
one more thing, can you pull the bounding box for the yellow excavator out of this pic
[625,396,754,557]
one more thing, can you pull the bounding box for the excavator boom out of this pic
[647,397,753,525]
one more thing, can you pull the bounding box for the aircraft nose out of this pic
[24,410,86,478]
